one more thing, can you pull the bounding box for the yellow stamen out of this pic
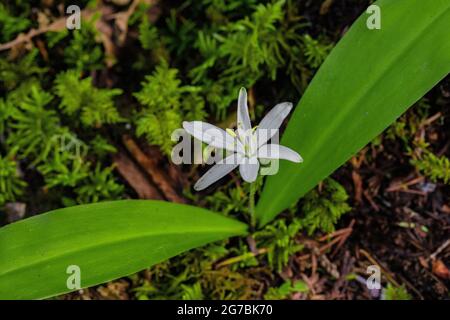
[226,128,237,138]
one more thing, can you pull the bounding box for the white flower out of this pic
[183,88,302,191]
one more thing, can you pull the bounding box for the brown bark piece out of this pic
[113,151,163,200]
[122,135,186,204]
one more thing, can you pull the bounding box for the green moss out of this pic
[0,3,31,42]
[0,155,26,206]
[384,284,411,300]
[264,280,308,300]
[134,61,205,155]
[300,178,352,235]
[255,218,303,272]
[54,70,123,127]
[410,143,450,184]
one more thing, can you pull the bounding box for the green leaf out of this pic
[0,200,247,299]
[257,0,450,226]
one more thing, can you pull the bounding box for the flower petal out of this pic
[257,144,303,163]
[239,156,260,183]
[256,102,293,147]
[237,87,251,133]
[183,121,242,153]
[194,153,243,191]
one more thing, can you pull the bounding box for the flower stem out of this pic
[249,182,256,228]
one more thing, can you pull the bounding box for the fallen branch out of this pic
[430,239,450,261]
[0,17,67,51]
[122,135,187,204]
[113,151,163,200]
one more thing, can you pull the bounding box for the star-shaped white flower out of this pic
[183,88,302,191]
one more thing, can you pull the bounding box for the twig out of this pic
[331,220,355,257]
[430,239,450,261]
[122,135,186,203]
[359,250,424,299]
[113,151,163,200]
[386,176,424,192]
[421,112,442,127]
[317,226,352,242]
[215,248,268,268]
[0,18,65,51]
[363,190,380,211]
[297,229,353,262]
[0,10,97,51]
[319,235,346,254]
[359,249,400,287]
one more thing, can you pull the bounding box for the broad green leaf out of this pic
[257,0,450,226]
[0,200,247,299]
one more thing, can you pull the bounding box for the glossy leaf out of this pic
[0,200,247,299]
[257,0,450,226]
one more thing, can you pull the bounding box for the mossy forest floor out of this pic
[0,0,449,299]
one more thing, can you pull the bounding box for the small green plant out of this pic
[300,179,352,235]
[302,34,333,69]
[0,50,45,91]
[0,98,13,134]
[134,61,206,155]
[264,280,308,300]
[37,152,89,189]
[410,140,450,184]
[8,85,61,160]
[187,0,308,118]
[383,284,411,300]
[138,17,160,51]
[0,155,26,206]
[54,70,123,127]
[180,283,204,300]
[75,164,124,204]
[0,3,30,42]
[255,218,303,272]
[383,98,450,184]
[64,17,104,71]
